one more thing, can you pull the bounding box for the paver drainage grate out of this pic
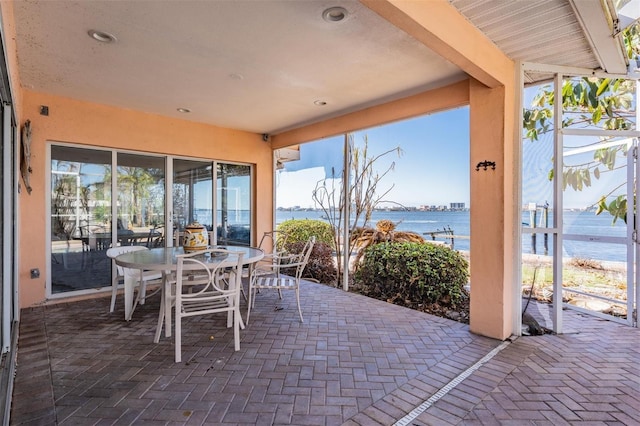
[393,339,513,426]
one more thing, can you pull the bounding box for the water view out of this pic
[198,208,629,263]
[276,209,629,263]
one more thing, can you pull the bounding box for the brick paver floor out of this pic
[10,280,640,425]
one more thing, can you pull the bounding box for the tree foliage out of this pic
[524,78,635,143]
[118,167,155,227]
[523,23,640,223]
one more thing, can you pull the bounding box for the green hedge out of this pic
[355,242,469,307]
[277,219,334,248]
[284,240,338,284]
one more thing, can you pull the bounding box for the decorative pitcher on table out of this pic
[182,221,209,252]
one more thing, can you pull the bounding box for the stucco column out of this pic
[469,78,517,340]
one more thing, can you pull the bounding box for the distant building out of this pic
[450,202,465,210]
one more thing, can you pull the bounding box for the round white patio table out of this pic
[114,245,264,321]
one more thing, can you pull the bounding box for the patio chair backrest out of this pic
[173,249,245,361]
[258,230,289,255]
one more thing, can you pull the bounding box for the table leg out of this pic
[124,273,135,321]
[237,269,246,329]
[165,276,172,338]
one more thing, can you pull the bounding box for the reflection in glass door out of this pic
[50,146,112,294]
[173,159,213,245]
[117,153,166,248]
[50,148,253,297]
[217,163,251,246]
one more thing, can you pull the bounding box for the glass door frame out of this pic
[558,80,639,329]
[214,161,253,247]
[46,142,116,298]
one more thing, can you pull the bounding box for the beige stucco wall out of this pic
[18,90,273,308]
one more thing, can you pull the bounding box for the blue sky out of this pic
[277,107,471,208]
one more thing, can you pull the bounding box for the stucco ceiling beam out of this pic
[359,0,513,89]
[272,80,469,149]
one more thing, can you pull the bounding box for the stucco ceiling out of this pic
[9,0,627,135]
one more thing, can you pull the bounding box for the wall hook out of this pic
[475,160,496,171]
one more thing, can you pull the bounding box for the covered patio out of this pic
[11,280,639,425]
[2,0,640,424]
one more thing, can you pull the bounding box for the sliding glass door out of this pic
[49,146,253,297]
[50,146,112,294]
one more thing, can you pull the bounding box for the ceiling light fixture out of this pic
[322,6,348,22]
[177,108,191,113]
[314,100,327,106]
[88,29,117,43]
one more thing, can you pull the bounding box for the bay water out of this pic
[276,209,630,263]
[206,208,629,263]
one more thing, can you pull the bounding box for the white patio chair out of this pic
[254,230,289,270]
[154,249,245,362]
[240,230,289,297]
[106,246,163,320]
[247,236,315,324]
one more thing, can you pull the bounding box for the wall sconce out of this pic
[475,160,496,171]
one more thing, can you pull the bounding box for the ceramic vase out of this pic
[182,221,209,252]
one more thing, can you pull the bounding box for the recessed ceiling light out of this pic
[314,100,327,106]
[177,108,191,113]
[88,29,117,43]
[322,7,348,22]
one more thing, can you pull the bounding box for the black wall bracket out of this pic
[475,160,496,171]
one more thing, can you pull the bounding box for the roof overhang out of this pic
[568,0,628,74]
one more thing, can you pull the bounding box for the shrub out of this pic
[354,242,469,307]
[351,219,424,265]
[278,219,334,248]
[285,240,337,284]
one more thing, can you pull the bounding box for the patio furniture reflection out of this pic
[78,229,163,250]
